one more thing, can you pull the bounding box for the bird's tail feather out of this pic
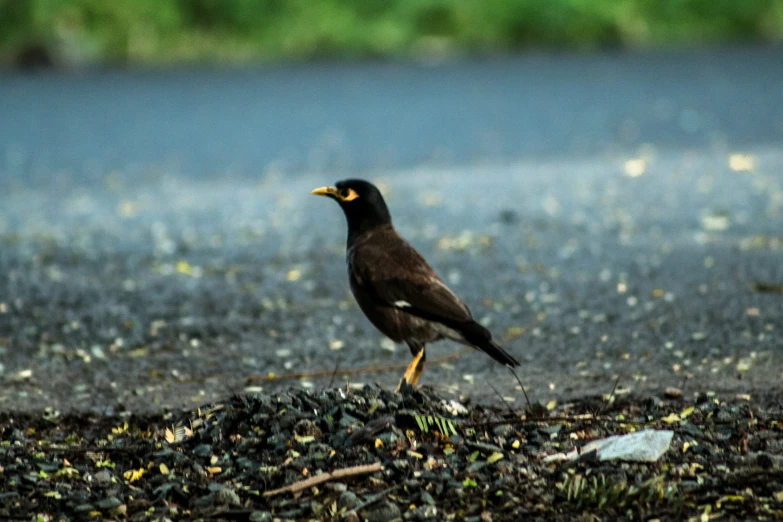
[459,321,520,367]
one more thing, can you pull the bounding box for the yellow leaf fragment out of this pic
[661,413,680,424]
[487,452,504,464]
[176,260,193,275]
[123,468,146,482]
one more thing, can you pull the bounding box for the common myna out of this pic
[312,179,520,390]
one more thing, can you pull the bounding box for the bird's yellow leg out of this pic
[398,348,425,391]
[409,348,426,385]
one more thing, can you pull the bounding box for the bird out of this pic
[311,179,520,391]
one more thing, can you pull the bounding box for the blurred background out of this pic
[1,0,782,67]
[1,1,783,412]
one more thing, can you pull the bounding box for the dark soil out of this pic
[1,386,782,521]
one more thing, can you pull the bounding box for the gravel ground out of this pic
[2,386,783,521]
[1,149,783,412]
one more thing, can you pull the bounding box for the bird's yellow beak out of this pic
[311,186,337,197]
[311,186,360,202]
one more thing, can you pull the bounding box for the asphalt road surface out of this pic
[1,45,782,413]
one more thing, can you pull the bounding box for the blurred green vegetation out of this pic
[1,0,782,65]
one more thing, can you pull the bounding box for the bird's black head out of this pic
[311,179,392,244]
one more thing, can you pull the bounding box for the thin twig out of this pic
[508,366,532,411]
[262,462,383,497]
[327,353,343,390]
[488,381,517,416]
[598,374,622,416]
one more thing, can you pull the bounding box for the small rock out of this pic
[493,424,514,438]
[215,487,241,506]
[276,392,293,406]
[343,511,360,522]
[420,491,435,505]
[538,425,561,436]
[377,431,399,447]
[249,512,272,522]
[331,482,348,492]
[75,504,94,512]
[193,444,212,458]
[440,399,468,416]
[408,504,437,520]
[193,493,216,508]
[364,500,401,522]
[716,408,733,423]
[96,497,122,510]
[310,500,324,516]
[338,491,360,511]
[756,452,783,470]
[664,387,682,398]
[580,429,674,462]
[94,470,113,488]
[679,423,706,439]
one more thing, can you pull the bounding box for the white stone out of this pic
[581,429,674,462]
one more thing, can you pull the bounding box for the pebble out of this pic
[338,490,360,511]
[249,512,272,522]
[94,470,113,488]
[364,500,401,522]
[716,409,733,423]
[408,504,438,520]
[343,511,360,522]
[664,386,682,398]
[492,424,514,438]
[193,444,213,457]
[580,429,674,462]
[215,487,241,506]
[96,497,122,510]
[193,493,216,508]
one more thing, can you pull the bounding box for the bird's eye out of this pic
[339,188,360,201]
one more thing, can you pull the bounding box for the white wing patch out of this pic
[394,300,412,308]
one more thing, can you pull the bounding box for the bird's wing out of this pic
[349,233,472,325]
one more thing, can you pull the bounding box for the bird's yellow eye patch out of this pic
[339,188,360,202]
[311,186,360,202]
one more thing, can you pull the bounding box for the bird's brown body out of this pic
[348,225,468,346]
[312,179,519,389]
